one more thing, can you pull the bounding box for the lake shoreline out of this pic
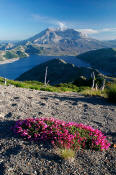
[0,55,90,80]
[0,55,75,65]
[0,57,21,65]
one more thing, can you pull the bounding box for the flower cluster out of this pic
[12,117,111,151]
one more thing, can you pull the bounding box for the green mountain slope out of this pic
[78,48,116,76]
[17,58,99,85]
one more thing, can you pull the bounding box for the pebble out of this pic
[0,113,4,119]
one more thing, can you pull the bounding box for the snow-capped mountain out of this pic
[24,28,108,55]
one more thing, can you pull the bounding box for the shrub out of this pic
[59,87,72,92]
[24,81,44,86]
[40,87,54,92]
[15,83,26,88]
[13,117,110,151]
[106,83,116,102]
[57,83,78,89]
[30,86,40,90]
[8,80,26,88]
[55,83,80,92]
[78,86,90,92]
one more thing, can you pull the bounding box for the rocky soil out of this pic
[0,85,116,175]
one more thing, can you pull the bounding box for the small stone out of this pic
[38,112,43,115]
[0,113,4,119]
[78,103,83,107]
[14,96,20,100]
[0,159,3,163]
[11,103,17,106]
[8,168,14,172]
[5,112,12,118]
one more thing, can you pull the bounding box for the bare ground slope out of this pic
[0,85,116,175]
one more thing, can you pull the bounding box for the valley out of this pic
[0,28,116,81]
[0,1,116,175]
[0,55,90,80]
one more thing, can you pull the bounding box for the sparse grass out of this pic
[81,88,105,97]
[106,83,116,102]
[40,86,58,92]
[55,148,75,161]
[0,76,112,99]
[0,77,89,93]
[78,86,90,92]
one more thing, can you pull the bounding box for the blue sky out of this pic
[0,0,116,40]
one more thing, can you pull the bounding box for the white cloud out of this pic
[78,28,116,35]
[57,21,67,30]
[78,29,99,34]
[101,28,116,32]
[31,15,116,35]
[32,14,67,30]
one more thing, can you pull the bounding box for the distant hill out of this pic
[103,40,116,48]
[17,58,100,85]
[77,48,116,76]
[0,46,28,61]
[0,44,44,61]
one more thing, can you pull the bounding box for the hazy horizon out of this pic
[0,0,116,40]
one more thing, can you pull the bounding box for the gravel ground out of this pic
[0,85,116,175]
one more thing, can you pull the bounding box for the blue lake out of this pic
[0,55,90,80]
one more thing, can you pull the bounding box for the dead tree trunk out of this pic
[44,66,48,86]
[101,79,106,91]
[4,78,6,85]
[91,72,95,89]
[95,83,98,90]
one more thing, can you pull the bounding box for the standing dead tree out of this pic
[44,66,48,86]
[91,72,96,89]
[95,83,98,90]
[4,78,7,85]
[101,79,106,91]
[91,72,106,91]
